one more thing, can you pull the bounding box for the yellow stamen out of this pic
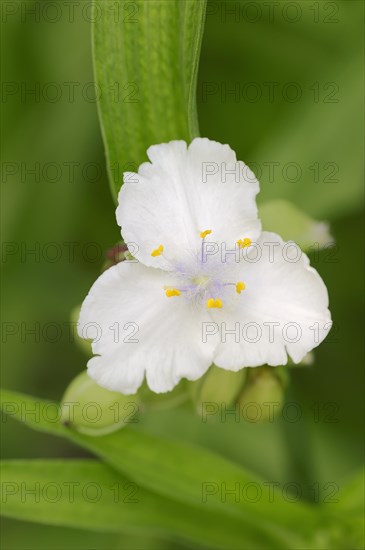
[207,298,223,309]
[237,237,251,249]
[151,244,164,257]
[236,281,246,294]
[165,288,181,298]
[200,229,212,239]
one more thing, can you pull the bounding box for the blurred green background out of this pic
[1,0,364,548]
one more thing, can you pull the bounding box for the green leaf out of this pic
[0,519,123,550]
[334,469,364,514]
[93,0,206,199]
[253,55,363,220]
[322,470,365,549]
[1,389,321,549]
[259,199,333,250]
[198,8,363,221]
[0,459,250,549]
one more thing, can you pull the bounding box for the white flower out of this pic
[78,138,331,394]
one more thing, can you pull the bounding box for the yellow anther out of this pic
[207,298,223,309]
[236,281,246,294]
[165,288,181,298]
[237,237,251,249]
[200,229,212,239]
[151,244,164,257]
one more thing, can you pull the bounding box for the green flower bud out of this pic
[300,352,314,366]
[259,199,333,251]
[70,305,92,356]
[190,365,246,413]
[140,380,189,411]
[287,351,314,367]
[102,243,135,271]
[239,366,286,422]
[61,371,139,436]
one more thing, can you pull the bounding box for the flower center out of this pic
[192,275,210,287]
[151,229,249,309]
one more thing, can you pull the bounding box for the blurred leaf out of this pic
[254,55,363,219]
[334,469,364,513]
[0,518,173,550]
[0,459,250,549]
[320,469,365,550]
[1,390,69,437]
[0,518,122,550]
[93,0,206,199]
[199,2,363,220]
[1,389,321,549]
[259,199,333,250]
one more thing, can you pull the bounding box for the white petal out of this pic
[78,261,215,394]
[117,138,261,270]
[212,232,331,369]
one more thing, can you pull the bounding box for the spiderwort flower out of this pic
[78,138,331,394]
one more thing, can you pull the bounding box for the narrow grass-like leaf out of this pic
[1,389,321,548]
[0,459,253,549]
[93,0,206,199]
